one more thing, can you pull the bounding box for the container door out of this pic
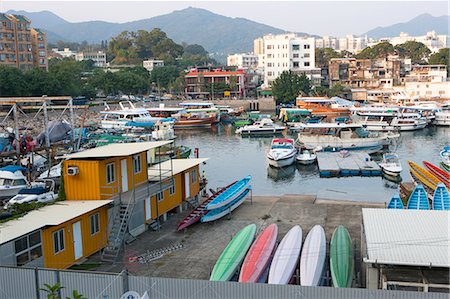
[184,172,190,199]
[121,159,128,193]
[72,221,83,260]
[145,196,151,221]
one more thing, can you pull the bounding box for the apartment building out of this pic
[51,48,77,59]
[255,33,319,87]
[75,51,107,67]
[377,31,449,53]
[227,53,258,70]
[143,59,164,73]
[0,13,47,70]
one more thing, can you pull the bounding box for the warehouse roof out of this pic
[148,158,208,180]
[362,209,450,268]
[64,141,172,159]
[0,200,112,244]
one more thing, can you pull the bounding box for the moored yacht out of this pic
[267,138,297,168]
[235,118,286,136]
[435,102,450,126]
[379,153,402,177]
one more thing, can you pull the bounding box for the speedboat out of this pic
[435,102,450,126]
[236,118,285,136]
[38,162,62,185]
[4,180,57,209]
[100,101,163,130]
[296,150,317,165]
[440,146,450,167]
[267,139,297,168]
[0,166,31,201]
[379,153,402,177]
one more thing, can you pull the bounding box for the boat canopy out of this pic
[0,166,28,173]
[331,97,356,107]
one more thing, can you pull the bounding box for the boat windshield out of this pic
[272,144,293,149]
[0,178,13,186]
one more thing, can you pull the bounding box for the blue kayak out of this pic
[206,176,251,210]
[202,187,251,222]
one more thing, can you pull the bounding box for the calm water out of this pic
[175,125,449,203]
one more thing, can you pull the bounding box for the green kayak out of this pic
[330,225,354,288]
[210,223,256,281]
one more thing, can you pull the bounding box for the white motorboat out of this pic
[4,180,57,209]
[267,138,297,168]
[236,118,285,136]
[441,147,450,167]
[297,123,398,151]
[0,166,31,200]
[296,150,317,165]
[379,153,402,177]
[38,162,62,184]
[435,102,450,126]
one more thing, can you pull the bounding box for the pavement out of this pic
[87,194,384,285]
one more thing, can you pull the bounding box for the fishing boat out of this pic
[297,123,398,151]
[239,223,278,283]
[408,161,441,194]
[200,188,251,222]
[268,225,303,285]
[379,153,402,177]
[432,183,450,210]
[300,225,326,286]
[206,176,251,210]
[423,161,450,188]
[296,150,317,165]
[330,225,354,288]
[100,102,160,130]
[210,224,257,281]
[386,193,404,209]
[296,97,353,115]
[235,118,285,136]
[440,147,450,168]
[267,139,297,168]
[177,182,236,231]
[407,184,430,210]
[173,113,217,128]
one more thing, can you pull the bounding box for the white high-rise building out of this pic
[255,33,318,87]
[378,31,449,53]
[227,53,258,69]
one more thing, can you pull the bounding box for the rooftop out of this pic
[63,141,172,160]
[362,209,450,268]
[0,200,112,244]
[148,158,208,179]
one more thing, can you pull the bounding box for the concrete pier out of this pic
[316,152,381,177]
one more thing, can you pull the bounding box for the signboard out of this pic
[224,91,231,97]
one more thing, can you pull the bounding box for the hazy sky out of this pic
[0,1,448,36]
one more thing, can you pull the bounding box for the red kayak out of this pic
[239,223,278,283]
[423,161,450,188]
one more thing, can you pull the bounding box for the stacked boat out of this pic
[387,183,449,210]
[210,223,354,287]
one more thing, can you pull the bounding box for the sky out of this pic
[0,1,448,36]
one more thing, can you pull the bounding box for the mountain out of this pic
[365,13,449,39]
[6,7,296,56]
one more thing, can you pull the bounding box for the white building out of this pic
[315,36,339,50]
[75,51,107,67]
[51,48,77,58]
[255,33,319,87]
[378,31,449,53]
[227,53,258,70]
[338,34,368,53]
[143,59,164,73]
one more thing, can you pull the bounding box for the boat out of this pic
[296,97,353,115]
[4,180,57,209]
[100,101,160,130]
[300,225,326,286]
[408,161,441,193]
[423,161,450,188]
[440,147,450,168]
[206,176,251,210]
[296,123,398,151]
[330,225,353,288]
[210,224,257,281]
[200,188,251,222]
[296,150,317,165]
[386,193,404,209]
[0,166,31,201]
[267,139,297,168]
[379,153,402,177]
[173,113,217,128]
[432,183,450,210]
[233,119,252,127]
[268,225,303,285]
[235,118,286,136]
[406,184,430,210]
[441,163,450,173]
[38,162,62,185]
[434,102,450,126]
[239,223,278,283]
[177,182,236,231]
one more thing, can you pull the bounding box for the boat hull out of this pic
[206,176,251,210]
[407,184,430,210]
[423,161,450,188]
[173,117,215,128]
[298,134,393,150]
[330,225,353,288]
[267,154,296,168]
[432,183,450,210]
[201,188,250,222]
[387,194,404,209]
[300,225,326,286]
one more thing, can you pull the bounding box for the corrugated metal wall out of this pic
[0,266,447,299]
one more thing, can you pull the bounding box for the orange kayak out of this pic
[239,223,278,283]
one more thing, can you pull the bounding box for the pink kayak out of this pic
[239,223,278,283]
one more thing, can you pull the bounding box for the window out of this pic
[106,163,115,184]
[191,169,197,183]
[169,185,175,195]
[292,44,300,51]
[304,44,310,49]
[156,191,164,202]
[133,155,142,174]
[53,229,65,254]
[39,50,46,57]
[304,62,310,67]
[90,213,100,235]
[15,231,42,266]
[13,179,26,186]
[293,53,299,58]
[304,53,310,58]
[293,62,299,68]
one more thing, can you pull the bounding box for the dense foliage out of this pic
[355,42,395,59]
[394,41,431,64]
[272,71,311,104]
[429,48,450,75]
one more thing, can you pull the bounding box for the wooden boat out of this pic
[239,223,278,283]
[268,225,303,285]
[300,225,326,286]
[296,97,351,115]
[407,184,430,210]
[210,224,257,281]
[408,161,441,194]
[177,182,236,231]
[330,225,354,288]
[206,176,251,210]
[387,193,404,209]
[173,115,217,128]
[432,183,450,210]
[201,188,251,223]
[423,161,450,188]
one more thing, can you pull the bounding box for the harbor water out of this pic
[176,124,449,203]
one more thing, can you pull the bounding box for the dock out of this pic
[316,152,381,177]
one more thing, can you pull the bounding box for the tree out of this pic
[394,41,431,64]
[272,71,311,104]
[40,282,64,299]
[183,44,208,57]
[0,66,28,96]
[429,48,450,75]
[356,42,395,59]
[149,66,181,90]
[315,48,342,68]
